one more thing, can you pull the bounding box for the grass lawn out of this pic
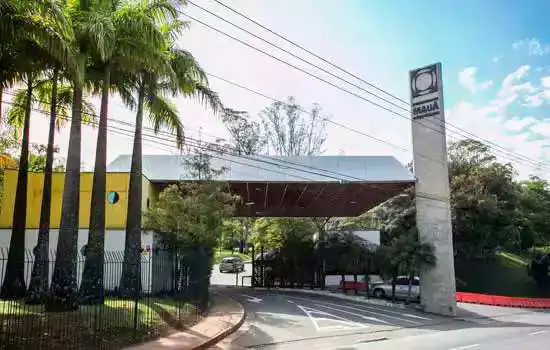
[0,297,200,349]
[214,249,251,264]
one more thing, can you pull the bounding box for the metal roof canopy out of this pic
[108,154,415,217]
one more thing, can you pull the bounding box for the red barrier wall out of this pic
[456,291,550,308]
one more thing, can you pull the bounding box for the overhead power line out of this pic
[185,2,549,169]
[0,98,381,183]
[3,76,549,175]
[209,0,409,107]
[204,74,550,171]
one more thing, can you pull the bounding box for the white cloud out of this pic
[502,117,537,132]
[492,55,502,63]
[524,94,544,107]
[541,76,550,88]
[513,38,550,56]
[530,121,550,137]
[447,65,550,179]
[501,65,530,89]
[458,66,493,93]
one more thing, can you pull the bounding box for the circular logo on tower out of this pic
[410,65,439,98]
[107,191,119,204]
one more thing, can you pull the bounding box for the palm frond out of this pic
[6,87,28,128]
[143,0,182,23]
[188,83,224,116]
[170,48,208,85]
[145,93,184,149]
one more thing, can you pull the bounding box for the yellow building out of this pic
[0,169,158,253]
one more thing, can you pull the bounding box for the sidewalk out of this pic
[125,296,245,350]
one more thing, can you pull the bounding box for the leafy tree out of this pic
[449,139,522,258]
[144,148,239,308]
[220,219,244,251]
[23,144,65,172]
[260,96,327,156]
[223,112,265,155]
[323,231,376,275]
[145,148,239,247]
[519,177,550,248]
[221,112,265,252]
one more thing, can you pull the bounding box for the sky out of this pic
[16,0,550,179]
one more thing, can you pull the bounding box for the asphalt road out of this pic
[213,288,550,350]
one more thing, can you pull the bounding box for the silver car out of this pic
[371,276,420,301]
[219,256,245,273]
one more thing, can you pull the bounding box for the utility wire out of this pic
[0,90,451,180]
[210,0,409,107]
[187,0,411,114]
[207,0,549,167]
[185,3,549,168]
[3,81,548,179]
[1,98,377,183]
[205,74,550,171]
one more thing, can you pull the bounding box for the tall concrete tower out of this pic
[409,62,457,316]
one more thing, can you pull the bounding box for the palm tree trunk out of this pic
[80,65,110,304]
[27,68,59,304]
[0,75,33,298]
[47,81,83,312]
[120,84,144,297]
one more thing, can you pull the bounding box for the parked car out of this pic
[219,256,245,273]
[371,276,420,301]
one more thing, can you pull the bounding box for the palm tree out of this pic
[119,13,225,296]
[1,58,46,297]
[5,73,95,303]
[47,0,110,311]
[79,0,174,304]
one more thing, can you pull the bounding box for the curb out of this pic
[191,297,246,349]
[252,287,421,310]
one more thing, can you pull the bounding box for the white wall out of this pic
[352,230,380,246]
[0,229,154,292]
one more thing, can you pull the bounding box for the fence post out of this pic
[251,245,255,287]
[260,246,264,288]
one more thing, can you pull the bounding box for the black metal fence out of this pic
[0,247,211,349]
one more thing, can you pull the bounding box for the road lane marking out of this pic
[286,294,429,322]
[296,305,370,332]
[239,293,262,303]
[312,299,419,324]
[314,303,391,325]
[529,330,547,335]
[287,300,295,304]
[449,344,480,350]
